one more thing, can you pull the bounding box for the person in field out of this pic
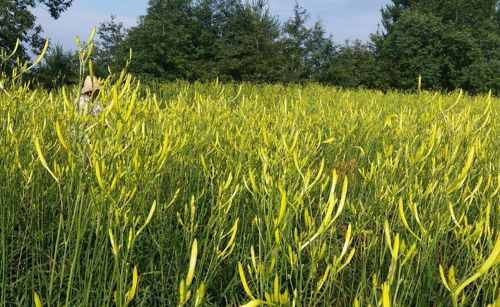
[79,75,101,115]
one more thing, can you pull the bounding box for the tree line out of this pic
[2,0,500,94]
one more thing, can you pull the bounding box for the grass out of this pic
[0,71,499,306]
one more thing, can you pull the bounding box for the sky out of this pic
[34,0,391,50]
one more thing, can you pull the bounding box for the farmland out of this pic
[0,77,499,306]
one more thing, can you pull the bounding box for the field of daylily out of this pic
[0,46,499,306]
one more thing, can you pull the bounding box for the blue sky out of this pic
[34,0,391,50]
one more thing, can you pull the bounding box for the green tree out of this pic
[122,0,283,82]
[215,0,282,82]
[190,0,219,79]
[280,3,311,82]
[453,27,500,94]
[376,0,500,93]
[0,0,73,58]
[378,10,450,90]
[94,15,129,76]
[124,0,193,80]
[320,40,378,89]
[35,44,79,89]
[124,0,218,81]
[304,20,336,82]
[381,0,499,32]
[280,3,335,83]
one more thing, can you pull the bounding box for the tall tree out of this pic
[123,0,283,82]
[280,3,334,83]
[190,0,219,79]
[0,0,73,58]
[94,16,129,76]
[280,3,311,82]
[124,0,197,80]
[304,20,336,82]
[378,10,451,90]
[215,0,282,82]
[320,40,379,89]
[123,0,226,81]
[35,44,78,89]
[381,0,500,32]
[376,0,500,93]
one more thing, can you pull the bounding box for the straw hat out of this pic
[81,76,100,94]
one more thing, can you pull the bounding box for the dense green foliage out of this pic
[123,0,287,82]
[0,0,73,58]
[35,45,79,89]
[3,0,499,94]
[1,70,499,305]
[376,0,500,94]
[93,16,129,77]
[92,0,499,94]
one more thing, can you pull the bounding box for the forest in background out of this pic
[2,0,500,94]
